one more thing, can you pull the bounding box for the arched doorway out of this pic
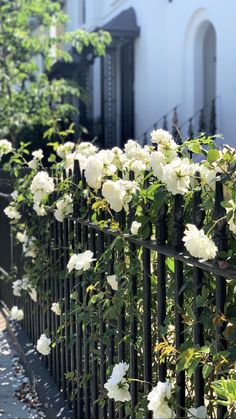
[195,22,216,129]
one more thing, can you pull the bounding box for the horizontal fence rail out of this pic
[0,163,235,419]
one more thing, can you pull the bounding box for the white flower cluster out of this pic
[104,362,131,402]
[37,333,51,355]
[183,224,217,261]
[0,139,12,158]
[10,306,24,321]
[12,278,37,302]
[67,250,95,273]
[54,194,73,222]
[30,171,54,205]
[28,149,44,170]
[147,381,173,419]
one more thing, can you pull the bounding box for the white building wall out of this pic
[66,0,236,146]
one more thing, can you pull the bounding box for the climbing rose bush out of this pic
[1,130,236,417]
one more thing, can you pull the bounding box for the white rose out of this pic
[67,250,95,273]
[30,171,54,204]
[104,362,131,402]
[188,406,208,419]
[0,139,12,157]
[57,141,75,159]
[54,194,73,222]
[161,158,196,195]
[10,306,24,321]
[107,275,118,291]
[150,151,166,180]
[4,204,21,220]
[102,180,126,212]
[33,203,47,216]
[76,141,98,157]
[16,231,28,243]
[84,156,103,189]
[12,280,22,297]
[147,381,172,418]
[150,129,173,145]
[36,333,51,356]
[51,302,61,316]
[32,149,44,160]
[130,221,142,235]
[183,224,218,260]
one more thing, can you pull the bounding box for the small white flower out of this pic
[36,334,51,355]
[28,287,37,302]
[183,224,218,260]
[150,129,173,145]
[57,142,75,159]
[51,302,61,316]
[104,362,131,402]
[188,406,208,419]
[54,194,73,222]
[16,231,28,244]
[23,237,37,259]
[130,221,141,235]
[21,276,29,290]
[0,139,12,158]
[107,275,118,291]
[226,200,236,235]
[28,149,44,169]
[84,156,104,189]
[30,171,54,204]
[11,190,18,200]
[147,381,173,419]
[67,251,95,273]
[4,204,21,220]
[10,306,24,321]
[12,279,22,297]
[33,203,47,216]
[76,141,98,157]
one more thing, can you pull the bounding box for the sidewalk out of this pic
[0,313,44,419]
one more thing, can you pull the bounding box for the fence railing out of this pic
[0,163,235,419]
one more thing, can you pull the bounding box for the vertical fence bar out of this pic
[142,174,152,419]
[128,171,138,416]
[192,178,205,407]
[73,161,84,418]
[173,194,185,417]
[156,200,168,382]
[107,233,115,419]
[97,227,107,419]
[81,172,91,419]
[214,178,227,419]
[89,225,99,419]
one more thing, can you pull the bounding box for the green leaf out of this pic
[207,149,220,163]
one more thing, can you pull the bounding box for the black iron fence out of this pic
[0,164,235,419]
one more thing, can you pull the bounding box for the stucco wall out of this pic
[65,0,236,146]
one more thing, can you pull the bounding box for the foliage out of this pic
[0,0,111,145]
